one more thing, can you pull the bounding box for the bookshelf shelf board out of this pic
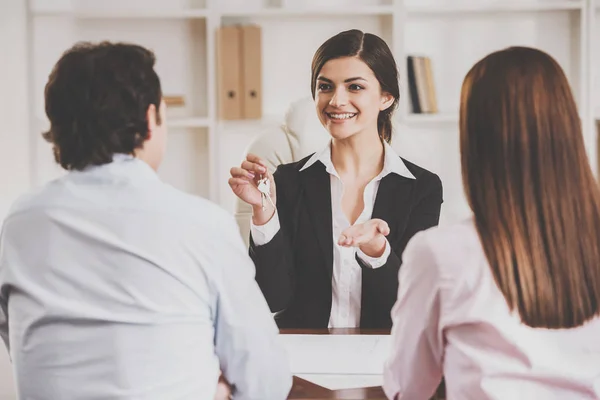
[31,9,210,18]
[404,113,459,124]
[219,6,394,18]
[407,1,584,14]
[168,117,212,129]
[217,115,285,131]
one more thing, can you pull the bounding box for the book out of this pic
[406,55,438,114]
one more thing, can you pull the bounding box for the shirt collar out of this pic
[75,153,160,182]
[299,140,415,180]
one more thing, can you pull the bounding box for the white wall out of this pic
[0,0,29,396]
[0,0,31,221]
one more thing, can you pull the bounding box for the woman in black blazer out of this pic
[229,29,443,329]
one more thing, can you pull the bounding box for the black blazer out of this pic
[249,154,443,329]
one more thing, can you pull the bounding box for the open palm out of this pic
[338,218,390,247]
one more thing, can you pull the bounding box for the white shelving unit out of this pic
[26,0,598,223]
[219,6,395,17]
[404,113,458,124]
[168,117,212,128]
[32,9,212,18]
[407,1,584,13]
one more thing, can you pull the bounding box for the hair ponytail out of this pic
[377,108,393,143]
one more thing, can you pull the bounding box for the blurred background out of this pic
[0,0,599,397]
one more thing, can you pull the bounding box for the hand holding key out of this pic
[229,154,277,223]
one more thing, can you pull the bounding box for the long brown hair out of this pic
[460,46,600,328]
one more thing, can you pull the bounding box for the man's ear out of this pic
[146,103,157,138]
[380,92,395,112]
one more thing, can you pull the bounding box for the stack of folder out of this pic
[163,95,185,107]
[406,55,438,114]
[216,25,263,120]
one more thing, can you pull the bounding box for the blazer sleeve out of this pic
[356,173,443,307]
[249,167,296,313]
[391,172,443,263]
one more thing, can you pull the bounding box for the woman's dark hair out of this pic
[460,46,600,328]
[43,41,163,170]
[310,29,399,143]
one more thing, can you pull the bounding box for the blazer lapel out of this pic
[372,174,415,239]
[300,163,334,279]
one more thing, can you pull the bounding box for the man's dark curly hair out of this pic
[43,41,163,171]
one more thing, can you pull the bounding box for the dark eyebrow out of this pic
[317,76,367,83]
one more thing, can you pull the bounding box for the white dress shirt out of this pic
[252,140,415,328]
[0,155,292,400]
[384,218,600,400]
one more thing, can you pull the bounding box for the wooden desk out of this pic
[282,329,387,399]
[281,328,445,400]
[280,328,390,335]
[279,328,390,388]
[288,376,386,400]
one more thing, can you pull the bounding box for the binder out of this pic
[407,56,421,114]
[216,26,242,120]
[423,57,438,113]
[414,57,430,113]
[240,25,262,119]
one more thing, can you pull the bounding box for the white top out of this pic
[384,218,600,400]
[0,155,292,400]
[252,140,415,328]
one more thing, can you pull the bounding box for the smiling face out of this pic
[314,56,394,142]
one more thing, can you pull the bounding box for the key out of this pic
[257,175,275,210]
[264,182,275,209]
[257,176,267,211]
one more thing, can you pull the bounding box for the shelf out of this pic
[404,110,597,124]
[403,113,459,124]
[407,1,584,14]
[31,9,210,19]
[36,116,210,129]
[219,5,394,18]
[33,5,394,18]
[168,117,211,128]
[31,2,586,18]
[217,115,285,131]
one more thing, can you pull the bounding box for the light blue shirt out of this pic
[0,155,292,400]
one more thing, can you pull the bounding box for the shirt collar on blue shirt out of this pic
[76,153,159,182]
[299,140,415,180]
